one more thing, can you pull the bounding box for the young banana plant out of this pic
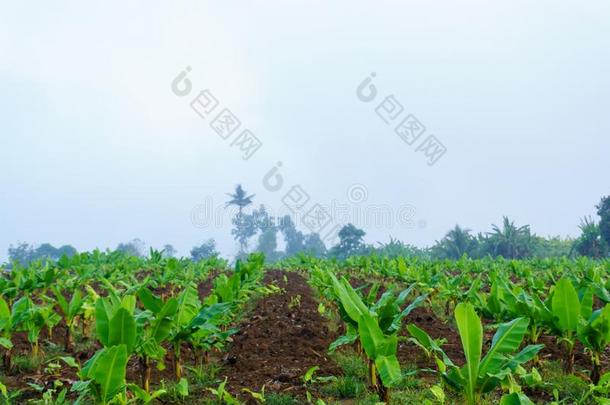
[406,324,449,372]
[0,297,14,371]
[52,287,84,351]
[577,303,610,383]
[135,287,179,392]
[12,296,58,359]
[325,270,425,402]
[482,278,554,345]
[441,303,543,405]
[550,277,593,373]
[76,294,137,405]
[508,290,553,345]
[168,284,233,380]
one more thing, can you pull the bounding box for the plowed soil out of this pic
[220,270,340,401]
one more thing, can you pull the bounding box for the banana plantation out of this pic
[1,253,610,404]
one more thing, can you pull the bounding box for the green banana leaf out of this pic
[150,298,179,342]
[92,345,129,404]
[138,288,164,314]
[454,303,482,405]
[375,355,402,387]
[108,308,136,353]
[552,278,579,332]
[479,317,529,377]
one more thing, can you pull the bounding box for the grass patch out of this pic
[335,349,368,380]
[186,363,221,388]
[266,393,299,405]
[356,393,381,405]
[321,376,366,399]
[538,361,590,403]
[12,354,43,373]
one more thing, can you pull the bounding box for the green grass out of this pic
[12,354,43,373]
[356,393,381,405]
[186,363,221,388]
[266,393,299,405]
[320,375,367,399]
[334,349,368,380]
[538,361,590,403]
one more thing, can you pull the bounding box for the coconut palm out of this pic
[433,225,476,259]
[226,185,256,255]
[487,216,533,259]
[225,185,255,216]
[572,216,608,258]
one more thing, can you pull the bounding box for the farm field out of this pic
[2,253,610,404]
[4,1,610,404]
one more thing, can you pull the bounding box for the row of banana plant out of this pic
[0,252,273,404]
[476,275,610,384]
[305,256,610,404]
[299,255,610,379]
[310,265,545,404]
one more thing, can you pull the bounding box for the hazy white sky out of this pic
[1,1,609,260]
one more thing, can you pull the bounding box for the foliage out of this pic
[115,238,147,258]
[8,242,77,266]
[329,224,368,260]
[432,225,477,259]
[431,303,542,405]
[227,184,256,255]
[597,195,610,249]
[190,239,220,262]
[573,216,608,259]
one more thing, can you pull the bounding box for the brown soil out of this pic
[538,334,610,372]
[397,306,465,370]
[219,270,340,402]
[197,275,216,300]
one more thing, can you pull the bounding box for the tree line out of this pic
[6,188,609,265]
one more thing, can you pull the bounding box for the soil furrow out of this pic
[220,270,339,401]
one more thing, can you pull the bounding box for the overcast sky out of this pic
[1,1,609,261]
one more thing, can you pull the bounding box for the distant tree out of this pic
[190,239,219,262]
[486,217,534,259]
[231,214,258,256]
[8,242,77,265]
[374,237,428,259]
[597,196,610,249]
[35,243,59,259]
[573,216,608,258]
[116,238,146,257]
[226,185,256,254]
[251,205,274,231]
[225,184,255,216]
[257,228,279,261]
[8,242,35,265]
[431,225,477,259]
[302,233,327,257]
[531,235,574,258]
[162,244,177,258]
[329,223,367,260]
[55,245,78,258]
[278,215,305,256]
[470,232,493,258]
[250,205,283,261]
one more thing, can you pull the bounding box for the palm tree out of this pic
[572,216,608,258]
[433,225,475,259]
[447,225,475,258]
[487,216,532,259]
[225,185,255,215]
[226,185,255,255]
